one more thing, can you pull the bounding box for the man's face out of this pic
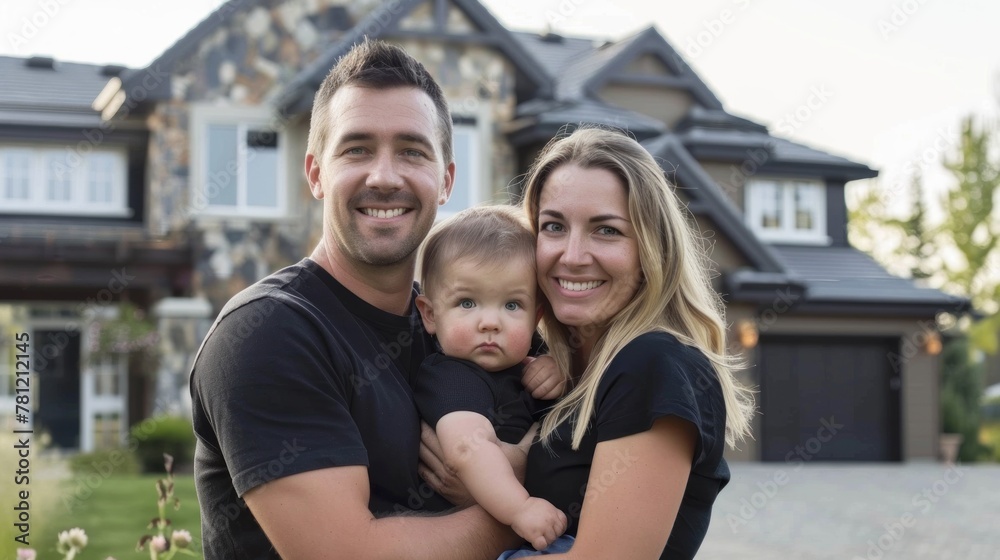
[307,85,454,267]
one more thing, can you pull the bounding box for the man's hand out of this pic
[510,497,568,551]
[419,421,475,507]
[521,355,566,400]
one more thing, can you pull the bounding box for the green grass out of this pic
[35,473,202,559]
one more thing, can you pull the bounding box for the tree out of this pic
[850,115,1000,461]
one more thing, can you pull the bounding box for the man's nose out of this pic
[366,151,404,189]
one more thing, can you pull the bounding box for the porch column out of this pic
[152,297,214,417]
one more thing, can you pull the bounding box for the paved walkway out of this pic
[699,463,1000,560]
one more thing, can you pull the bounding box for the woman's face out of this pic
[536,164,643,344]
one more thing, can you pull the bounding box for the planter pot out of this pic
[939,433,964,464]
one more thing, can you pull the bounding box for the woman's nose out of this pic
[560,233,592,267]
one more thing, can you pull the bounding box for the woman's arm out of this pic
[436,411,567,550]
[553,416,697,559]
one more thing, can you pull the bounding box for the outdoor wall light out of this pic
[923,331,943,356]
[737,319,759,349]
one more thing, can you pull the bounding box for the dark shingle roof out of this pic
[511,32,600,80]
[676,107,877,179]
[509,98,665,145]
[772,245,968,308]
[0,56,122,126]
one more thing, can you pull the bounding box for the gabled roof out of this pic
[770,245,970,315]
[93,0,552,119]
[676,107,877,180]
[0,56,124,127]
[515,26,723,109]
[642,133,786,273]
[509,98,666,146]
[275,0,554,114]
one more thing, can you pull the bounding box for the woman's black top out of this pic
[524,331,730,560]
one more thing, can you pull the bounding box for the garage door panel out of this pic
[760,336,901,462]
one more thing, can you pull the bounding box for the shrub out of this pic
[941,337,991,462]
[68,447,141,476]
[132,416,196,473]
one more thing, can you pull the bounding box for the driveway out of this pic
[698,463,1000,559]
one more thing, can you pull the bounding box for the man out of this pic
[190,40,531,559]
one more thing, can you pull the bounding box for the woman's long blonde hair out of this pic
[522,127,755,450]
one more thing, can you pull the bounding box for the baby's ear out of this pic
[535,303,544,326]
[416,295,437,335]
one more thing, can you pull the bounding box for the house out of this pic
[0,0,968,461]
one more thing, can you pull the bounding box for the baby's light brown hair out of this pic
[419,205,536,297]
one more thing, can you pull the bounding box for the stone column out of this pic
[152,297,214,417]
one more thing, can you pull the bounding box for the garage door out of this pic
[759,336,901,462]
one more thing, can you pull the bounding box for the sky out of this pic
[1,0,998,214]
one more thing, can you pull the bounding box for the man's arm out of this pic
[435,411,566,551]
[244,464,521,560]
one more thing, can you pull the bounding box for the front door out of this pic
[34,329,82,449]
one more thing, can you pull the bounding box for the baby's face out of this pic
[419,256,539,372]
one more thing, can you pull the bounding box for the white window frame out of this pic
[190,104,288,219]
[0,145,129,217]
[437,121,483,219]
[745,178,830,245]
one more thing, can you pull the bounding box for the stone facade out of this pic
[145,0,522,312]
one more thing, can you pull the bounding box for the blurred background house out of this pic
[0,0,972,461]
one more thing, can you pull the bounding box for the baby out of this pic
[414,205,568,551]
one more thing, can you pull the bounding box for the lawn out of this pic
[35,473,202,559]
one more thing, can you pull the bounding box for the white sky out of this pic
[1,0,998,209]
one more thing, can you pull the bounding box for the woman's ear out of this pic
[415,295,437,335]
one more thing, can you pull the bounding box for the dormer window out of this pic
[745,179,828,244]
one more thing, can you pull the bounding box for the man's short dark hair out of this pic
[307,39,453,164]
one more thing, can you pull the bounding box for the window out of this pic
[0,146,128,216]
[745,179,828,243]
[192,106,286,218]
[438,123,480,218]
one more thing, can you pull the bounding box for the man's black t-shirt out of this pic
[524,332,730,560]
[190,259,451,559]
[413,353,545,444]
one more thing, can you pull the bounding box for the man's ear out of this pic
[305,153,323,200]
[416,294,437,335]
[438,160,456,205]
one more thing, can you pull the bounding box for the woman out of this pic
[513,127,755,559]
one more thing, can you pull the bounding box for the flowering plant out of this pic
[17,454,198,559]
[136,454,199,559]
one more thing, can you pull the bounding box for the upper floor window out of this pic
[745,179,828,244]
[191,105,287,218]
[0,146,128,216]
[438,123,481,218]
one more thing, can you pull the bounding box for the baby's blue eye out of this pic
[460,299,475,309]
[505,302,520,311]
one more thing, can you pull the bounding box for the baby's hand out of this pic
[511,497,568,551]
[521,355,566,400]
